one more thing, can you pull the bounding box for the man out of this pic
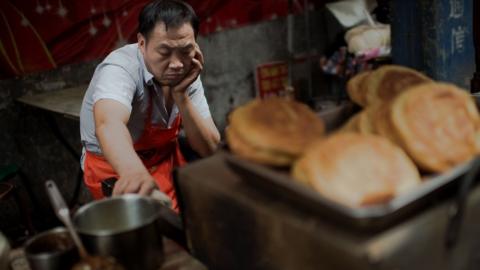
[79,0,220,210]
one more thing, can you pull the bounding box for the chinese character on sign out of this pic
[449,0,464,19]
[451,26,467,54]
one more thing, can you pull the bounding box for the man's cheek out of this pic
[156,64,167,75]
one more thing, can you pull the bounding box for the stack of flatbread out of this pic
[292,65,480,207]
[341,65,480,173]
[226,97,325,166]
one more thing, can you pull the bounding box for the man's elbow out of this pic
[195,131,221,157]
[210,130,221,151]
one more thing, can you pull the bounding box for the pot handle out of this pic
[154,202,187,249]
[150,190,172,208]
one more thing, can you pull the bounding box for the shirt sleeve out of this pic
[91,65,137,112]
[187,76,212,119]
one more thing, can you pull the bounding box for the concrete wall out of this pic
[200,8,343,130]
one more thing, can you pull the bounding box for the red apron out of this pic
[83,95,186,211]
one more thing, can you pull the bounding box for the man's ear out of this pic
[137,33,146,54]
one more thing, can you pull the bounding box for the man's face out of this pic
[138,22,196,86]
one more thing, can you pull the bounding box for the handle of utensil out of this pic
[45,180,69,215]
[45,180,89,258]
[445,157,480,248]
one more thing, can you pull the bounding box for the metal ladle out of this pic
[45,180,123,270]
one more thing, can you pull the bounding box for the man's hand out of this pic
[94,99,159,197]
[162,43,220,157]
[171,43,204,98]
[112,170,157,196]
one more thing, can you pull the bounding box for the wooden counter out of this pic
[16,86,87,120]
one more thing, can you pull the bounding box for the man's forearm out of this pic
[174,94,220,157]
[96,121,149,178]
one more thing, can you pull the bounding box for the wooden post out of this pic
[472,0,480,93]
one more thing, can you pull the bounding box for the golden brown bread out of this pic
[338,107,376,135]
[357,107,377,134]
[347,71,371,107]
[226,125,294,166]
[365,65,433,106]
[338,112,361,133]
[390,83,480,172]
[227,97,325,166]
[370,102,403,144]
[292,133,421,207]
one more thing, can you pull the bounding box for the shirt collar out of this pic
[137,45,154,86]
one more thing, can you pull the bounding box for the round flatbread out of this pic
[227,97,325,165]
[347,71,371,107]
[292,133,421,207]
[226,125,294,166]
[365,65,433,106]
[391,83,480,172]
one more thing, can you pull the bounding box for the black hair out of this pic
[138,0,199,39]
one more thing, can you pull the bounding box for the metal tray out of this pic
[224,152,475,232]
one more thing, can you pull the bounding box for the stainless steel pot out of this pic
[72,194,184,270]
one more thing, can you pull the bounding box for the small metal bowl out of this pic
[24,227,78,270]
[0,232,10,270]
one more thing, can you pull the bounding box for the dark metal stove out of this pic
[175,153,480,270]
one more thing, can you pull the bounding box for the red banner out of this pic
[0,0,327,78]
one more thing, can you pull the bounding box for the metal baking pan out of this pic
[224,152,475,232]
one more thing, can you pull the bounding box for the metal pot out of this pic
[0,231,10,270]
[72,194,184,270]
[24,227,78,270]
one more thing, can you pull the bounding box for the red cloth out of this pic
[0,0,328,78]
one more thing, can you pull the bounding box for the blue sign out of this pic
[392,0,475,89]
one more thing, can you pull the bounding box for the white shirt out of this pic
[80,43,211,157]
